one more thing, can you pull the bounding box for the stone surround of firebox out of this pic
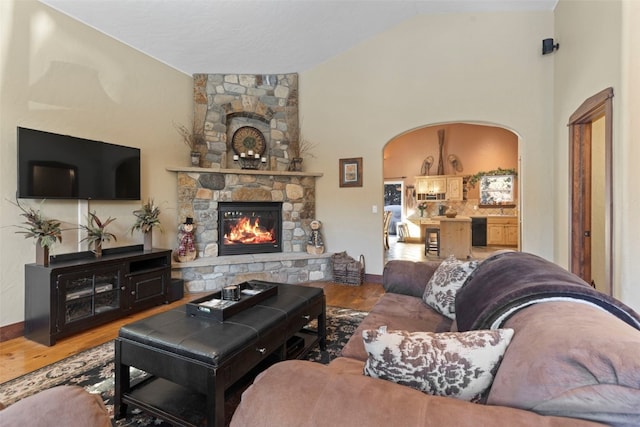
[169,166,330,292]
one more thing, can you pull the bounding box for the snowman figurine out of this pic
[306,220,325,255]
[176,217,197,262]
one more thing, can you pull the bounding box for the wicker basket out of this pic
[331,252,365,286]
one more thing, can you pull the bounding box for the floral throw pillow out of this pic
[423,255,479,319]
[362,326,514,402]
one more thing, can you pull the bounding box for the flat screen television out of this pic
[17,127,141,200]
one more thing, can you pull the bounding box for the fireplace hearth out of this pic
[218,202,282,256]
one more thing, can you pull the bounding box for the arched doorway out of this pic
[383,122,520,261]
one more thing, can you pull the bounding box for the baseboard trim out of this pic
[365,273,382,284]
[0,321,24,343]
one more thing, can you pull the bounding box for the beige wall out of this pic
[554,0,640,310]
[300,11,553,277]
[619,0,640,308]
[0,0,193,326]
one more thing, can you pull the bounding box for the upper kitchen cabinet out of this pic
[415,175,465,202]
[446,176,464,201]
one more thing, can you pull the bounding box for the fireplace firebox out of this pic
[218,202,282,256]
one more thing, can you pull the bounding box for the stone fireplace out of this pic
[169,73,331,292]
[170,168,330,292]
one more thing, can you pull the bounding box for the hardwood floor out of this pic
[0,281,384,384]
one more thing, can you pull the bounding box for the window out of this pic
[480,175,514,205]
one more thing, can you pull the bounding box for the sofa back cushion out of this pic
[488,301,640,427]
[383,260,441,297]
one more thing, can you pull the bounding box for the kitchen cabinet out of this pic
[486,217,518,246]
[446,177,464,201]
[415,175,465,201]
[505,224,519,246]
[416,176,446,200]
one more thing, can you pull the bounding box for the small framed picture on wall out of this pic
[339,157,363,188]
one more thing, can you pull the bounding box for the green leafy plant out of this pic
[130,198,162,234]
[467,167,518,188]
[80,211,117,252]
[12,199,63,249]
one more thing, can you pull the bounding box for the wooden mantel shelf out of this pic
[166,166,323,178]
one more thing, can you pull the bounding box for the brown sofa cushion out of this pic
[231,359,605,427]
[341,293,451,361]
[488,301,640,427]
[383,259,441,297]
[0,386,110,427]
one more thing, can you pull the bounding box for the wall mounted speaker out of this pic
[542,38,559,55]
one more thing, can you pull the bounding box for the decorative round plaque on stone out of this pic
[232,126,266,156]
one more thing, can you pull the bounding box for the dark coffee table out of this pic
[114,282,325,426]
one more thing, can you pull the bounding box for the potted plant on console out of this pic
[80,211,117,258]
[12,199,63,267]
[130,198,162,251]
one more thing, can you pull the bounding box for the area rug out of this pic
[0,306,367,426]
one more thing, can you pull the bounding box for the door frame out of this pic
[568,87,613,294]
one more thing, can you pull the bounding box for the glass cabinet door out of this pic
[57,265,123,329]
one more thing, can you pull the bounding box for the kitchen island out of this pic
[436,216,472,259]
[406,215,472,259]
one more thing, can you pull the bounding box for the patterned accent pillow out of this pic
[362,326,514,402]
[423,255,479,319]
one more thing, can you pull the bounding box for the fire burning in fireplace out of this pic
[218,201,282,256]
[224,217,275,245]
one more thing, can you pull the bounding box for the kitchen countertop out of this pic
[432,215,471,222]
[469,215,518,219]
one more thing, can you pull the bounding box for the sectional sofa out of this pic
[231,251,640,427]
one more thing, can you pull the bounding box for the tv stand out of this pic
[24,246,172,346]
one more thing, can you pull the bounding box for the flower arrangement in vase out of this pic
[130,198,162,250]
[12,199,63,266]
[80,211,117,257]
[417,202,428,217]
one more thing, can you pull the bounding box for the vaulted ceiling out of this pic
[40,0,557,76]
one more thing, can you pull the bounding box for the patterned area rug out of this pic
[0,306,367,426]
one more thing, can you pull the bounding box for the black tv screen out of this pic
[17,127,140,200]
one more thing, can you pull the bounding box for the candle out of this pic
[248,150,254,156]
[233,154,239,160]
[254,153,259,159]
[240,152,246,158]
[261,157,267,163]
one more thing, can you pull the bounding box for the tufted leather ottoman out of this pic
[114,282,325,426]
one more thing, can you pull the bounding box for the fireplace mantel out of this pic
[166,165,323,178]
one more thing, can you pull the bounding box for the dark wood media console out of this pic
[24,246,172,346]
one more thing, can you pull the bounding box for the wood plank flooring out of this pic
[0,281,384,384]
